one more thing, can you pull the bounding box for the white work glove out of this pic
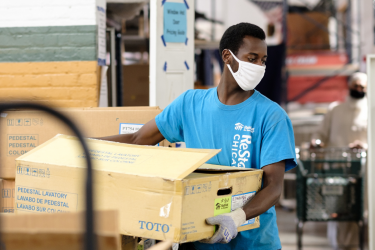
[201,208,247,244]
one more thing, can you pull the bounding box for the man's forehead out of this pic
[239,36,267,54]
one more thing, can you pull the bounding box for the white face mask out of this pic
[226,50,266,91]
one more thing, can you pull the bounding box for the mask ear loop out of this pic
[228,49,266,70]
[226,49,241,75]
[228,50,241,63]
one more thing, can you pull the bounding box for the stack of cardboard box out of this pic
[0,106,163,250]
[0,107,163,214]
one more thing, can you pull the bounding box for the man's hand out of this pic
[310,139,324,149]
[349,140,366,149]
[201,208,246,244]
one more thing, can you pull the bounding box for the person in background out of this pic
[312,72,367,149]
[311,72,368,249]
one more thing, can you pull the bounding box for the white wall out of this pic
[195,0,271,42]
[367,55,375,250]
[149,0,195,109]
[222,0,267,32]
[360,0,374,71]
[0,0,98,27]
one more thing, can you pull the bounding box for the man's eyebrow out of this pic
[248,52,258,56]
[247,53,267,58]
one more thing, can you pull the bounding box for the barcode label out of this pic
[119,123,143,134]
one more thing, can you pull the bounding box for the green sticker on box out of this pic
[213,196,231,232]
[214,196,232,216]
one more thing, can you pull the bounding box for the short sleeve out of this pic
[260,118,297,171]
[155,92,186,143]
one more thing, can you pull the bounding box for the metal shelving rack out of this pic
[283,0,361,103]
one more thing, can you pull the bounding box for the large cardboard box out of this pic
[123,64,149,107]
[287,12,330,52]
[0,179,15,213]
[15,135,263,243]
[0,106,162,178]
[1,210,119,250]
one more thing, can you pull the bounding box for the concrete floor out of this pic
[277,207,369,250]
[277,207,333,250]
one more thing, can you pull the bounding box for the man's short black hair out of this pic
[219,23,266,56]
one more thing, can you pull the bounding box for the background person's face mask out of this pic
[226,50,266,91]
[349,89,366,99]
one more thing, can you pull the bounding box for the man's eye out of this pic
[248,58,255,62]
[262,61,267,65]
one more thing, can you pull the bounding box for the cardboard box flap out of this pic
[2,106,161,112]
[196,164,258,172]
[17,134,221,180]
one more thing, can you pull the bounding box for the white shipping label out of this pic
[232,191,256,226]
[119,123,144,134]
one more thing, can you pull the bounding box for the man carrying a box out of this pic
[102,23,297,250]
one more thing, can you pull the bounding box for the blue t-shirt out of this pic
[155,88,297,250]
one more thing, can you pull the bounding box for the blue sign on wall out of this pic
[163,2,187,43]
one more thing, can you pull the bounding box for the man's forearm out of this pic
[242,161,285,220]
[242,182,281,220]
[97,134,136,144]
[93,118,165,145]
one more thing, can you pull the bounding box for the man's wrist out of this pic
[229,208,247,227]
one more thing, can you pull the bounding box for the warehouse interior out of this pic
[0,0,374,250]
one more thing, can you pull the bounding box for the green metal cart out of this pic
[296,147,366,250]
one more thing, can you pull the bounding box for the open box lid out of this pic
[197,164,258,172]
[17,134,221,180]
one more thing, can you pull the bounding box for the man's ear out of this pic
[222,49,231,64]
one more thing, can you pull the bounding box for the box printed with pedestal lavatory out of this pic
[0,106,163,179]
[15,134,263,243]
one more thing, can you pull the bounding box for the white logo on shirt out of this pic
[235,123,254,133]
[235,123,244,131]
[231,134,252,168]
[244,126,254,133]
